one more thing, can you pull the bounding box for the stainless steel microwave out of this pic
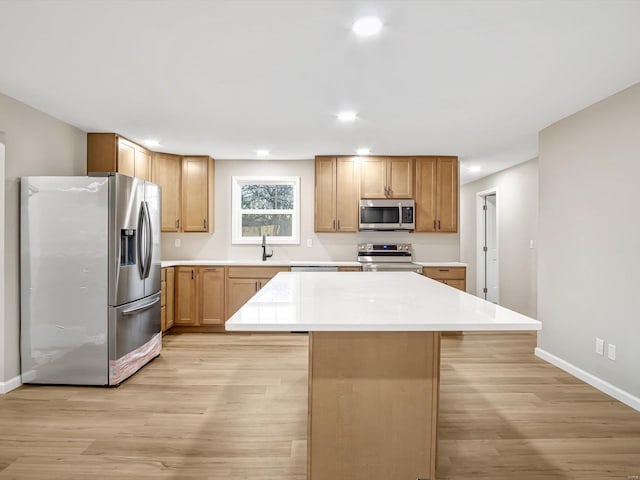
[359,199,415,231]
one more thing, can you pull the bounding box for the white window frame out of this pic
[231,176,300,245]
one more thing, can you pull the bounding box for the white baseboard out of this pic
[535,347,640,412]
[0,375,22,394]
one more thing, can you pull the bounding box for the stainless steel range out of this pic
[357,243,423,273]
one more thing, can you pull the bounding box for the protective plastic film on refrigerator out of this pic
[20,173,162,386]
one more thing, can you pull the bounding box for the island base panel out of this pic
[308,331,440,480]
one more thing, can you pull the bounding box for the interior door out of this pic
[485,194,499,303]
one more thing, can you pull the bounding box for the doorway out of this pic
[476,189,499,303]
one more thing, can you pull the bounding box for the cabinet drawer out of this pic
[423,266,465,280]
[443,279,466,291]
[227,266,290,279]
[338,266,362,272]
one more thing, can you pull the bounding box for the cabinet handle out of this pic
[203,219,207,229]
[255,281,259,291]
[205,268,218,271]
[332,219,336,229]
[191,270,194,280]
[438,220,441,230]
[337,219,341,229]
[439,269,449,272]
[175,219,179,229]
[433,220,436,230]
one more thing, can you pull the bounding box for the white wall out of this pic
[0,93,86,389]
[161,159,461,263]
[460,158,538,317]
[538,82,640,399]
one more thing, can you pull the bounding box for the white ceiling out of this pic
[1,1,640,184]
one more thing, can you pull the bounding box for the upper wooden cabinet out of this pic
[182,156,214,233]
[360,157,413,199]
[152,153,182,232]
[415,156,458,233]
[315,156,359,232]
[151,153,215,233]
[87,133,151,181]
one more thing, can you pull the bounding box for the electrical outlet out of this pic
[607,344,616,361]
[595,337,604,355]
[174,238,181,248]
[529,239,534,249]
[306,238,313,248]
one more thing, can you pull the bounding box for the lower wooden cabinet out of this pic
[175,266,198,325]
[422,266,466,291]
[337,266,362,272]
[160,267,176,332]
[166,267,175,330]
[199,267,225,325]
[174,266,226,327]
[423,266,466,336]
[226,266,290,319]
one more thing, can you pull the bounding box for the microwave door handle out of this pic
[398,203,402,228]
[136,202,145,279]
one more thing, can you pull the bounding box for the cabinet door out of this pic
[436,157,458,233]
[175,267,197,325]
[415,157,437,232]
[226,278,259,319]
[153,153,182,232]
[199,267,225,325]
[135,146,152,181]
[314,157,336,232]
[182,156,209,232]
[387,158,413,198]
[360,157,387,199]
[166,267,175,329]
[117,138,136,177]
[336,157,359,232]
[444,279,466,291]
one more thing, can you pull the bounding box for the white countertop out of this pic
[225,272,541,332]
[161,260,467,268]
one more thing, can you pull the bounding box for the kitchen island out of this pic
[226,272,541,480]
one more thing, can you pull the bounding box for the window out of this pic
[231,176,300,244]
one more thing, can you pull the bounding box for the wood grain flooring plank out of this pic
[0,332,638,479]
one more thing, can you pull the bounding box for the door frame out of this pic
[476,187,499,302]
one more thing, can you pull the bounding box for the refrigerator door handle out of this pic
[121,296,161,316]
[143,201,153,279]
[137,202,145,279]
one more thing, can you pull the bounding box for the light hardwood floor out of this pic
[0,332,639,479]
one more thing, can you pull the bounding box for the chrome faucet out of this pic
[261,234,273,261]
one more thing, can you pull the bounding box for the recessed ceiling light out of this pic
[255,149,270,156]
[144,139,160,148]
[337,111,357,122]
[356,148,370,156]
[352,16,383,37]
[468,165,482,173]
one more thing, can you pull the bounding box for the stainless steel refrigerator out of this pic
[20,173,162,385]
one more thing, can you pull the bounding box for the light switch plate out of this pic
[307,238,313,248]
[595,337,604,355]
[175,238,181,248]
[607,344,616,360]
